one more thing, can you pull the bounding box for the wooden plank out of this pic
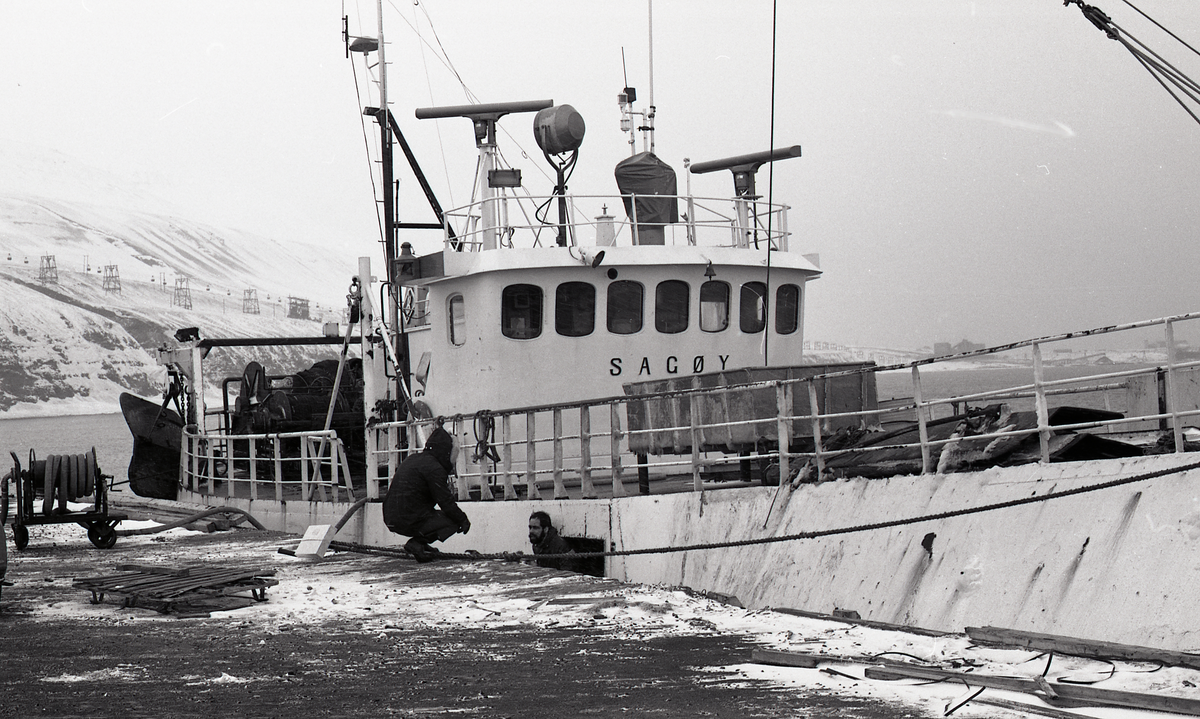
[750,648,821,668]
[579,406,596,498]
[749,648,951,671]
[966,626,1200,670]
[865,664,1200,716]
[971,697,1087,719]
[157,569,276,598]
[552,408,567,499]
[501,414,516,500]
[75,572,183,593]
[113,564,191,577]
[771,607,952,637]
[525,411,542,500]
[609,403,627,497]
[192,578,279,596]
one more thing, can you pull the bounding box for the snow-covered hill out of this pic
[0,143,368,417]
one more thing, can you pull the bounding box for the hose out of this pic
[331,497,371,534]
[115,506,267,536]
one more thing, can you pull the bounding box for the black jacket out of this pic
[532,525,579,572]
[382,427,469,536]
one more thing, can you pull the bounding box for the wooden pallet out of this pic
[73,563,278,616]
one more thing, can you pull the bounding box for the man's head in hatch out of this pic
[528,511,552,545]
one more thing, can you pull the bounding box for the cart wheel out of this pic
[12,525,28,551]
[87,523,117,550]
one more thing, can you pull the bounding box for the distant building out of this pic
[932,339,985,357]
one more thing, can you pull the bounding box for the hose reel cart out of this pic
[2,449,127,550]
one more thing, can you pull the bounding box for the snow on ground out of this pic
[8,519,1200,718]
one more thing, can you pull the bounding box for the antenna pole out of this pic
[647,0,656,154]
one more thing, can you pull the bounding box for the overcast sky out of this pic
[2,1,1198,350]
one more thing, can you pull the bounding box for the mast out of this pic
[647,0,656,155]
[359,1,406,417]
[376,2,397,299]
[374,2,412,416]
[617,3,657,155]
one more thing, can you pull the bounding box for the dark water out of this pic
[0,412,133,487]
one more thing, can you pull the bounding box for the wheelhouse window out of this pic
[740,281,767,333]
[448,294,466,346]
[555,282,595,337]
[699,280,729,333]
[655,280,689,334]
[776,284,800,335]
[607,281,643,334]
[501,284,542,340]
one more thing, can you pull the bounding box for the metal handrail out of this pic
[179,426,355,502]
[179,312,1200,503]
[441,193,792,251]
[425,313,1200,496]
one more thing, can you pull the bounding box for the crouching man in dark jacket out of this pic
[383,426,470,562]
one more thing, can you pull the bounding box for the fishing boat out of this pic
[110,3,1200,652]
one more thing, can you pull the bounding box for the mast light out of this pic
[488,169,522,188]
[533,105,586,155]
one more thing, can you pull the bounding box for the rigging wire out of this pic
[1107,14,1200,96]
[404,0,457,209]
[379,0,559,241]
[345,14,387,248]
[1065,0,1200,127]
[763,0,779,367]
[385,0,477,100]
[1120,0,1200,60]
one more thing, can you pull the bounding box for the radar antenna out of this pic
[416,101,553,251]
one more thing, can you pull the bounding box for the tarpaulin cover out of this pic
[614,152,679,225]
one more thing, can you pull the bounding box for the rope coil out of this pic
[472,410,501,465]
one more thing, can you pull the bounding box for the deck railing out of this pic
[441,193,791,252]
[180,312,1200,503]
[363,313,1200,502]
[179,426,356,502]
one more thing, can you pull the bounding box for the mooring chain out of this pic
[332,459,1200,562]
